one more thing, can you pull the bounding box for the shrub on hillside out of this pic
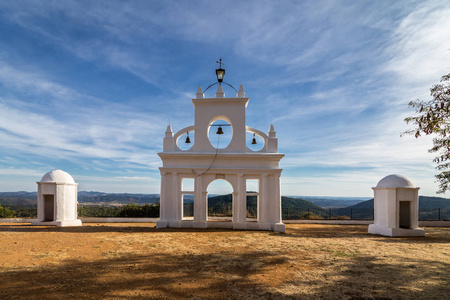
[302,212,323,220]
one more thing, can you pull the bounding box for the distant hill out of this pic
[77,192,160,205]
[418,196,450,209]
[0,191,161,207]
[0,192,37,208]
[203,194,329,219]
[333,196,450,220]
[282,196,329,219]
[2,191,449,219]
[341,196,450,210]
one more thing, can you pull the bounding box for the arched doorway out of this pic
[207,179,233,221]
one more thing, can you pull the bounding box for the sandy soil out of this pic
[0,223,448,299]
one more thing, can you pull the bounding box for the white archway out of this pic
[157,83,285,233]
[207,179,234,220]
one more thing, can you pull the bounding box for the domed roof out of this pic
[376,174,415,188]
[40,169,75,184]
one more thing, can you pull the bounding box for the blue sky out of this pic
[0,0,449,196]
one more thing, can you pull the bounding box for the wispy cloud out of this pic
[0,1,448,195]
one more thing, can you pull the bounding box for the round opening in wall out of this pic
[209,119,232,149]
[246,131,264,151]
[177,131,194,150]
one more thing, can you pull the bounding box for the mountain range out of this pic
[1,192,450,211]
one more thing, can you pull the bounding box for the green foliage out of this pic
[207,194,232,217]
[404,73,450,193]
[13,208,37,218]
[0,205,15,218]
[282,196,329,219]
[78,203,159,218]
[183,203,193,217]
[246,195,257,218]
[302,212,323,219]
[115,204,159,218]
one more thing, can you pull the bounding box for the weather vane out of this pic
[216,58,225,69]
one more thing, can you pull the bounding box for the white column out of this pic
[171,172,181,227]
[194,175,207,228]
[55,184,63,222]
[259,174,272,230]
[37,184,44,221]
[272,174,286,233]
[233,174,246,229]
[156,172,169,228]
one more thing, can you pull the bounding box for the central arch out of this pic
[206,179,233,221]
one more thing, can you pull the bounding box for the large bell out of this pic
[216,126,224,135]
[185,132,191,143]
[251,133,257,144]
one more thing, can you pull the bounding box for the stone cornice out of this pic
[159,167,283,175]
[158,152,284,161]
[192,97,249,107]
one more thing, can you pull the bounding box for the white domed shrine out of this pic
[375,174,415,188]
[368,174,424,237]
[157,62,285,232]
[40,169,76,184]
[31,169,82,227]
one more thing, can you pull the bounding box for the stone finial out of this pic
[216,84,225,98]
[165,125,173,137]
[237,84,245,97]
[268,124,276,138]
[196,85,204,99]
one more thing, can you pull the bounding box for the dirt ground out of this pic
[0,223,448,299]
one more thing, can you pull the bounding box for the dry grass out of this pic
[0,223,449,299]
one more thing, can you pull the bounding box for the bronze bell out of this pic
[185,132,191,143]
[251,133,257,144]
[216,126,224,135]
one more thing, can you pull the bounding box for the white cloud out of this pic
[383,1,450,89]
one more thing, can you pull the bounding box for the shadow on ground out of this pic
[1,246,449,299]
[285,225,450,244]
[0,251,290,299]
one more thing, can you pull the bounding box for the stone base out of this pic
[168,220,182,228]
[156,220,168,228]
[368,224,425,237]
[31,219,82,227]
[273,222,286,233]
[233,222,246,230]
[157,219,284,232]
[259,222,273,231]
[193,221,207,229]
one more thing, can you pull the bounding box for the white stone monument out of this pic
[368,174,424,237]
[157,64,285,232]
[32,169,82,227]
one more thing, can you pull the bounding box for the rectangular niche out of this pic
[44,194,54,221]
[399,201,411,229]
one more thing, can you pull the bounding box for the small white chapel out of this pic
[156,61,286,232]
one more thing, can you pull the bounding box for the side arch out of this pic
[174,125,195,151]
[246,126,268,152]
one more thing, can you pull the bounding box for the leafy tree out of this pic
[0,205,15,218]
[404,73,450,192]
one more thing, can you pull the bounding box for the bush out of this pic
[0,205,15,218]
[302,212,323,220]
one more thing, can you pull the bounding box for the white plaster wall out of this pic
[192,98,248,153]
[63,185,78,220]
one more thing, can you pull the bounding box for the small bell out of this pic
[251,133,257,144]
[185,132,191,144]
[216,126,224,135]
